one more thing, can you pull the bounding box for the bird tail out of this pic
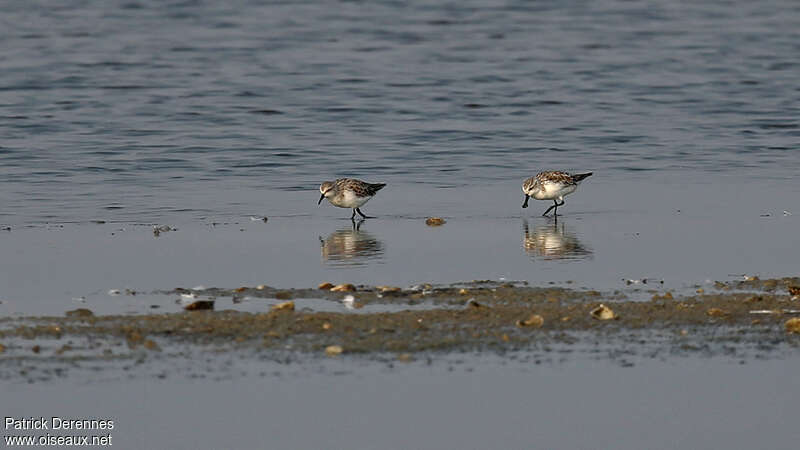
[573,172,592,182]
[367,183,386,195]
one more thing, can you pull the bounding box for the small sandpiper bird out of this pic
[318,178,386,220]
[522,171,592,216]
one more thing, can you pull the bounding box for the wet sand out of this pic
[2,277,798,382]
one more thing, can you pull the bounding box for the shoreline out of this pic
[2,277,798,382]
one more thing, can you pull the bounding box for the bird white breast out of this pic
[532,183,576,200]
[329,190,371,208]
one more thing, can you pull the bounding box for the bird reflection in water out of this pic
[522,219,592,260]
[320,219,384,266]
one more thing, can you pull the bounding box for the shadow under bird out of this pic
[318,178,386,220]
[522,171,592,216]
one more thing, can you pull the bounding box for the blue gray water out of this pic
[2,3,800,449]
[1,0,799,224]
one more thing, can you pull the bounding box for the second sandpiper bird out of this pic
[522,171,592,216]
[318,178,386,220]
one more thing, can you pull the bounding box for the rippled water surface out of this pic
[1,0,799,224]
[3,3,800,449]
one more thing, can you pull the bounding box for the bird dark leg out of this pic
[351,209,356,220]
[356,208,373,219]
[553,200,565,217]
[542,200,558,217]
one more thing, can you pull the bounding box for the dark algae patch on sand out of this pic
[1,278,799,381]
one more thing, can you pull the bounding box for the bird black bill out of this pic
[522,195,529,208]
[318,193,325,205]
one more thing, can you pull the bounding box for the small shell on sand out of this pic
[590,304,617,320]
[331,284,356,292]
[325,345,343,356]
[271,301,295,312]
[516,314,544,328]
[184,300,214,311]
[785,318,800,334]
[425,217,446,226]
[377,286,402,293]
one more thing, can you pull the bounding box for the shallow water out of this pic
[3,355,799,450]
[2,176,798,316]
[1,2,799,448]
[1,0,799,225]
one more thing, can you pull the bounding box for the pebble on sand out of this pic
[325,345,343,356]
[183,300,215,311]
[66,308,94,318]
[785,318,800,334]
[590,304,617,320]
[425,217,446,226]
[516,314,545,328]
[331,283,356,292]
[271,301,295,312]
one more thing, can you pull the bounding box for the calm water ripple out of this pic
[1,0,798,223]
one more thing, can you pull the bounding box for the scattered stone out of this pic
[516,314,545,328]
[183,300,214,311]
[377,286,402,293]
[591,304,617,320]
[32,345,41,354]
[458,288,469,295]
[785,318,800,334]
[256,284,267,290]
[331,283,356,292]
[274,291,292,300]
[397,353,413,363]
[325,345,343,356]
[153,225,175,237]
[789,286,800,300]
[65,308,94,318]
[234,287,248,293]
[0,343,5,353]
[108,289,121,296]
[271,301,295,312]
[425,217,446,226]
[318,282,334,290]
[706,308,728,317]
[322,322,332,330]
[651,292,674,301]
